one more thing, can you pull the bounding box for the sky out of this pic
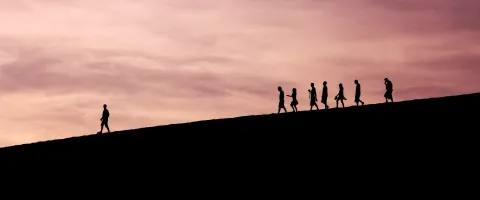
[1,0,479,147]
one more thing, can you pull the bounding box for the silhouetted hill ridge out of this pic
[1,92,479,163]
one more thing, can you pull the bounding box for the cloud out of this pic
[0,0,479,146]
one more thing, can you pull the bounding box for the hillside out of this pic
[1,93,479,162]
[2,93,479,194]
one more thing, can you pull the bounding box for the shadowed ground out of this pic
[2,92,479,159]
[2,93,479,195]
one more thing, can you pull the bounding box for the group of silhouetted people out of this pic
[96,78,394,133]
[277,78,393,113]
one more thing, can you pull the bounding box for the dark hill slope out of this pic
[0,93,480,159]
[1,92,479,163]
[2,93,479,195]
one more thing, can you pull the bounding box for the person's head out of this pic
[354,80,358,84]
[323,81,327,86]
[384,78,389,82]
[311,83,314,87]
[339,83,343,88]
[103,104,107,109]
[292,88,296,92]
[278,86,282,91]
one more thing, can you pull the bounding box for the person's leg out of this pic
[336,99,339,108]
[105,123,110,133]
[361,99,364,105]
[278,107,281,114]
[341,99,344,108]
[99,123,103,133]
[387,91,393,102]
[283,107,287,113]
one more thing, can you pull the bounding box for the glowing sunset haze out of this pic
[1,0,479,146]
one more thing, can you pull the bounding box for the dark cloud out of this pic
[0,44,287,101]
[369,0,480,32]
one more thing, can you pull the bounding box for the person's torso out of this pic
[322,87,327,96]
[356,84,361,94]
[279,91,284,100]
[103,109,109,119]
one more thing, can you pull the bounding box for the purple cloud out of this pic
[0,0,479,146]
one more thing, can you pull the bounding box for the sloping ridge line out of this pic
[1,92,480,150]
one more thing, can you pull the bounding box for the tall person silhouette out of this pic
[354,80,364,106]
[277,86,287,114]
[335,83,346,108]
[98,104,110,134]
[309,83,319,111]
[321,81,329,109]
[384,78,394,103]
[286,88,298,112]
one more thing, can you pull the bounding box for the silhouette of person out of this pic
[286,88,298,112]
[321,81,329,109]
[309,83,319,111]
[384,78,394,103]
[277,86,287,114]
[354,80,365,106]
[98,104,110,134]
[335,83,347,108]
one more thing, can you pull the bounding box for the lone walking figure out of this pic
[98,104,110,134]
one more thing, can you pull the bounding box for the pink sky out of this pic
[1,0,479,146]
